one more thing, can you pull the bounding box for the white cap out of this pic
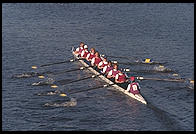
[84,45,88,49]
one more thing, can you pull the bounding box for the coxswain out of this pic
[107,63,119,81]
[91,52,102,69]
[102,61,113,75]
[126,76,140,95]
[86,48,96,61]
[98,56,108,70]
[74,42,84,56]
[80,45,89,59]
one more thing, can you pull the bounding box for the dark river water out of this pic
[2,3,194,131]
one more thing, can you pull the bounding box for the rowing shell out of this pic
[72,49,147,105]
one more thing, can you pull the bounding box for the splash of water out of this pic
[153,66,172,72]
[44,98,77,107]
[32,78,55,86]
[12,72,38,78]
[37,90,61,96]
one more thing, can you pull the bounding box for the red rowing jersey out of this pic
[127,82,140,95]
[103,65,113,74]
[79,47,83,54]
[81,49,89,58]
[92,57,102,66]
[98,61,108,68]
[108,69,120,77]
[87,52,95,60]
[115,72,126,82]
[76,47,84,57]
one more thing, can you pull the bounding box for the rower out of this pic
[98,55,108,70]
[107,63,119,81]
[115,70,128,84]
[91,52,102,70]
[126,76,140,95]
[80,45,89,59]
[102,60,113,75]
[114,70,129,89]
[86,48,96,61]
[74,42,84,56]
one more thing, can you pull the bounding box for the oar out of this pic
[122,68,175,74]
[37,66,91,79]
[37,82,114,97]
[59,83,115,97]
[11,72,42,78]
[51,66,89,75]
[105,55,138,60]
[136,76,187,83]
[108,56,164,64]
[117,61,166,65]
[31,58,80,69]
[106,55,130,59]
[132,69,174,74]
[51,74,102,88]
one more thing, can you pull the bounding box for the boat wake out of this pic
[43,98,77,107]
[36,90,61,96]
[153,66,173,72]
[12,71,53,79]
[185,80,194,89]
[130,68,174,74]
[147,102,185,131]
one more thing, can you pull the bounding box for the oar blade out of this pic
[38,75,45,79]
[190,80,194,84]
[51,85,58,88]
[144,58,152,63]
[172,73,179,77]
[32,66,38,69]
[60,93,67,97]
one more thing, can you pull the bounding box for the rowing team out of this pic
[74,42,141,95]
